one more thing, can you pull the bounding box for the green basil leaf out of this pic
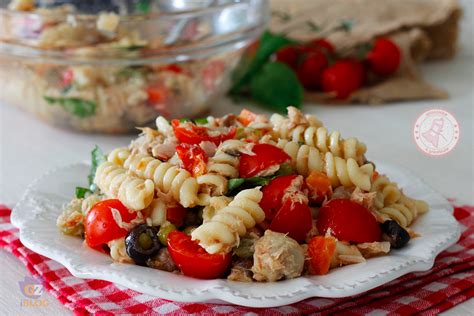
[228,178,246,192]
[230,31,295,94]
[249,61,303,112]
[75,186,92,199]
[88,146,106,186]
[227,177,271,196]
[274,162,294,177]
[43,96,96,118]
[193,117,208,124]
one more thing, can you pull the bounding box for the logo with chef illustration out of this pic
[414,109,459,156]
[18,276,49,307]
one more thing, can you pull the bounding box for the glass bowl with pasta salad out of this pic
[57,107,431,282]
[0,0,268,133]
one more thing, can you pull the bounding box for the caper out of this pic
[158,223,177,246]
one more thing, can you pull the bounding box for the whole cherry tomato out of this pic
[260,174,298,220]
[176,143,208,176]
[296,50,329,90]
[167,231,232,279]
[321,59,365,99]
[172,120,235,146]
[317,199,381,243]
[239,144,290,178]
[309,38,335,55]
[366,38,401,76]
[269,196,312,242]
[85,199,137,248]
[275,45,301,69]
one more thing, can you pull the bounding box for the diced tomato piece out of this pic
[146,85,167,104]
[176,143,208,176]
[270,197,313,242]
[167,231,231,279]
[317,199,381,243]
[238,108,258,126]
[84,199,137,248]
[166,205,187,227]
[307,236,337,275]
[164,64,183,73]
[306,171,332,203]
[260,175,298,220]
[239,144,290,178]
[172,120,235,146]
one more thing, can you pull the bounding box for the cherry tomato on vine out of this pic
[309,38,335,55]
[296,50,329,90]
[275,45,301,69]
[321,59,365,99]
[167,231,231,279]
[317,199,381,243]
[366,38,401,76]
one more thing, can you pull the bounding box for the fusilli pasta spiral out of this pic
[273,124,367,164]
[107,147,131,166]
[191,188,265,254]
[94,161,155,211]
[376,195,428,228]
[124,154,200,208]
[207,139,249,178]
[277,140,374,191]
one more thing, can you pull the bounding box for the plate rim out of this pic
[11,162,462,307]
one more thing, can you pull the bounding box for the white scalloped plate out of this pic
[11,162,460,307]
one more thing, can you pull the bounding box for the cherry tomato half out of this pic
[239,144,290,178]
[166,205,187,227]
[317,199,381,243]
[167,231,232,279]
[176,143,208,176]
[260,174,299,220]
[270,196,313,242]
[85,199,137,248]
[172,120,235,146]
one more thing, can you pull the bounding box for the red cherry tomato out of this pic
[167,231,232,279]
[84,199,137,248]
[321,59,365,99]
[309,38,335,55]
[296,50,329,90]
[176,143,208,176]
[166,205,187,227]
[275,45,301,69]
[239,144,291,178]
[317,199,381,243]
[270,197,312,242]
[366,38,401,76]
[260,175,298,220]
[172,120,235,146]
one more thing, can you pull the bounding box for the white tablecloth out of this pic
[1,1,472,314]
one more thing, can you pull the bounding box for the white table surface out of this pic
[1,1,473,314]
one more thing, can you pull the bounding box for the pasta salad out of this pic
[57,107,429,281]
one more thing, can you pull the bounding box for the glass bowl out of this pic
[0,0,268,133]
